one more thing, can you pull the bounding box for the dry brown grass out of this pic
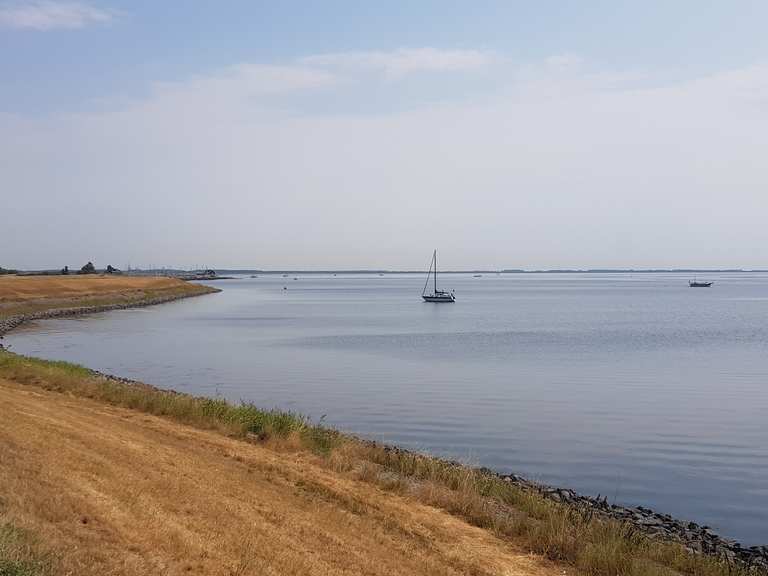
[0,370,559,576]
[0,275,189,301]
[0,275,217,321]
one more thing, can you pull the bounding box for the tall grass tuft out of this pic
[0,522,49,576]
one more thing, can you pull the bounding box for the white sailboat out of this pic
[422,250,455,302]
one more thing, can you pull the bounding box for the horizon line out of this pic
[8,267,768,275]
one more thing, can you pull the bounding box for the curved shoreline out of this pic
[1,292,766,571]
[0,285,220,337]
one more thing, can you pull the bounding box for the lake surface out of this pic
[8,273,768,544]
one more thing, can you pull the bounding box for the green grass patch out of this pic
[0,522,48,576]
[0,351,337,454]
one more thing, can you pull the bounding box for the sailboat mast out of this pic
[434,250,437,293]
[422,251,433,296]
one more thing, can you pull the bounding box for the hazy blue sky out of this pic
[2,1,768,270]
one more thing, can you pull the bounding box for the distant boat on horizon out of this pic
[422,250,455,303]
[689,278,713,287]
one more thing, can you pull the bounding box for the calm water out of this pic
[8,273,768,544]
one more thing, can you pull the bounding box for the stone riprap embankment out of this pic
[0,288,219,338]
[496,472,768,571]
[372,442,767,572]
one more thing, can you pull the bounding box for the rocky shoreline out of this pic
[1,289,765,572]
[494,472,768,571]
[0,287,219,338]
[366,442,768,572]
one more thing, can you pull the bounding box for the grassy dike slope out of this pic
[0,276,755,576]
[0,362,558,576]
[0,275,217,323]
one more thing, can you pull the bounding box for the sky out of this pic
[2,1,768,270]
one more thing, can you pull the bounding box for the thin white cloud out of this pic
[137,64,337,116]
[544,53,585,71]
[154,64,336,97]
[0,1,113,30]
[301,47,497,79]
[3,53,768,269]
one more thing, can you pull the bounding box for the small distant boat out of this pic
[473,274,482,278]
[422,250,455,303]
[689,278,713,287]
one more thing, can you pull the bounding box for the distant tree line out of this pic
[72,262,121,275]
[0,263,122,276]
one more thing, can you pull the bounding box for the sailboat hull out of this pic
[422,294,455,303]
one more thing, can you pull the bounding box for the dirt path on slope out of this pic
[0,380,561,576]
